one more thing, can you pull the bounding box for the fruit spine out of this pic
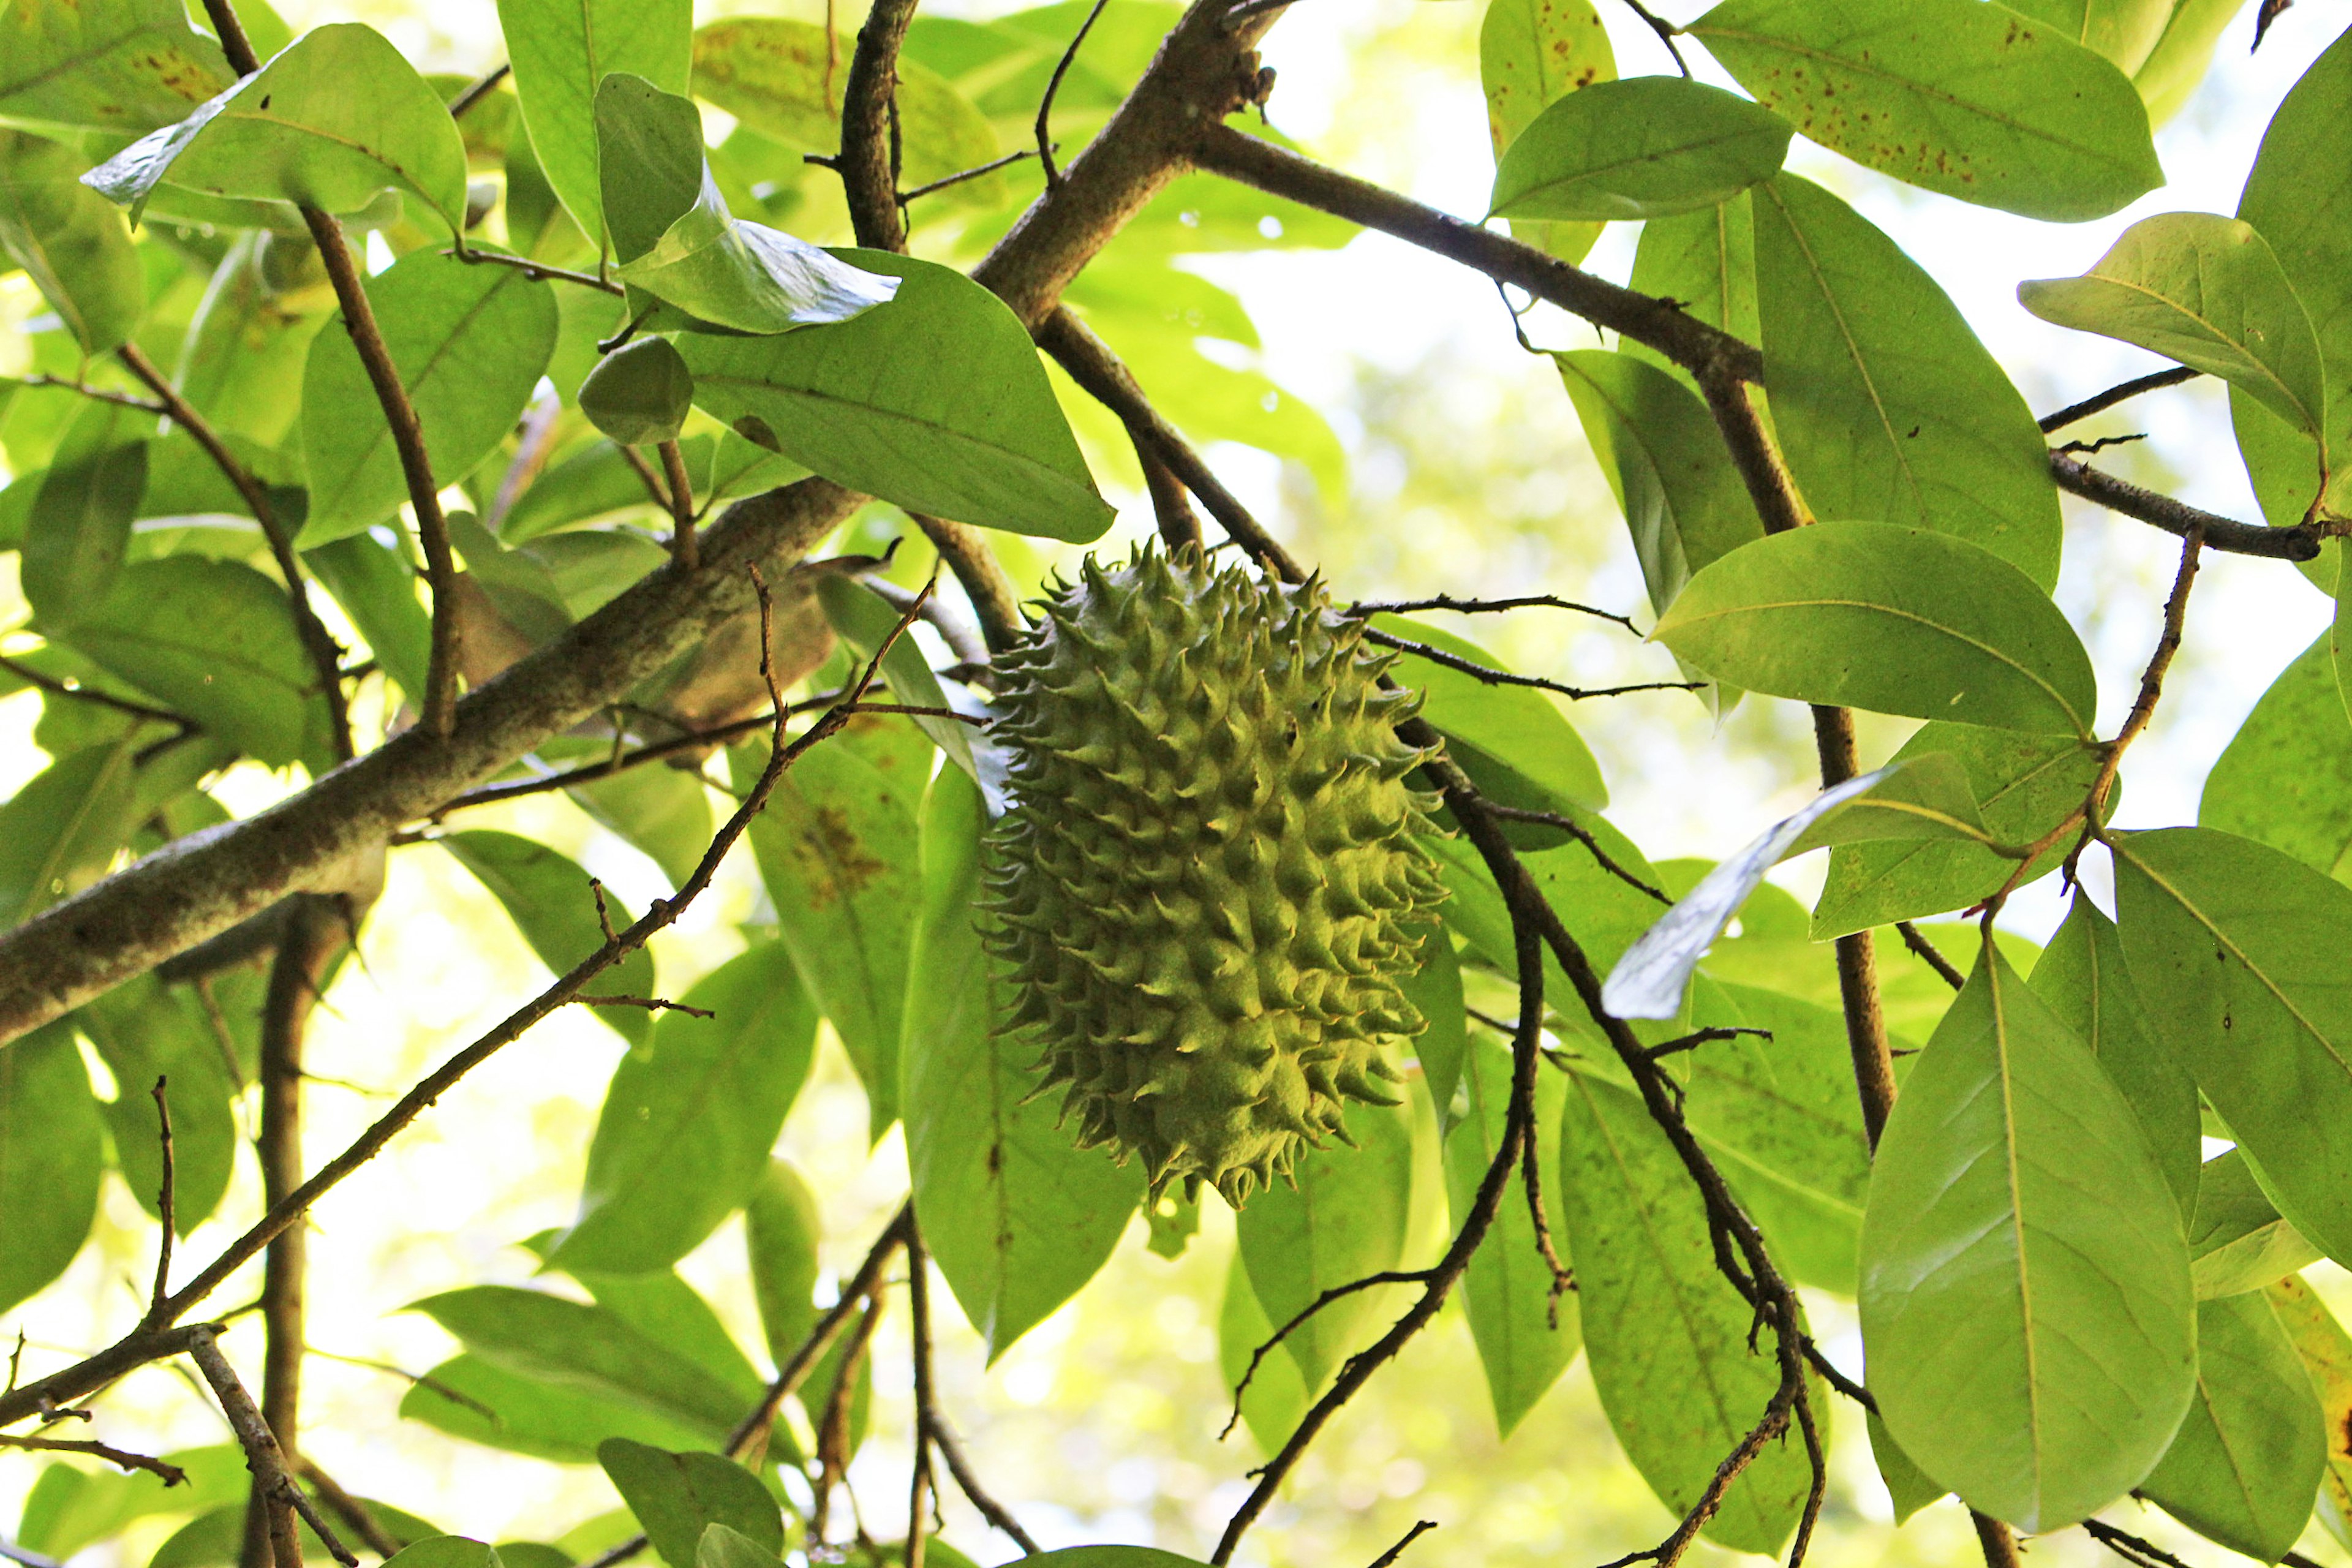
[981,546,1447,1205]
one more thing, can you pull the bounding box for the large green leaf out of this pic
[2020,213,2328,440]
[67,558,331,769]
[1236,1098,1414,1393]
[1555,349,1764,618]
[77,974,239,1233]
[0,0,232,136]
[83,24,471,234]
[737,726,924,1137]
[0,1020,104,1316]
[1479,0,1615,265]
[680,250,1113,541]
[594,74,897,336]
[399,1353,719,1461]
[2133,0,2250,124]
[0,130,143,355]
[597,1441,779,1568]
[15,1446,246,1559]
[1374,614,1604,809]
[2143,1292,2327,1562]
[1751,175,2062,589]
[439,830,657,1046]
[549,943,818,1275]
[1815,723,2105,938]
[1690,0,2163,221]
[1400,920,1466,1128]
[1492,77,1789,223]
[744,1159,821,1365]
[1218,1251,1311,1456]
[2027,895,2200,1214]
[900,766,1142,1359]
[2002,0,2177,76]
[1858,938,2194,1531]
[2201,630,2352,878]
[21,398,149,630]
[1447,1036,1578,1435]
[2112,827,2352,1267]
[0,739,141,928]
[1558,1071,1814,1555]
[1653,521,2097,735]
[299,247,559,543]
[497,0,692,246]
[172,232,334,451]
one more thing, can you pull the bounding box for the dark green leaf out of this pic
[0,739,141,928]
[1236,1098,1414,1392]
[1555,348,1764,617]
[306,532,434,704]
[22,400,148,632]
[2113,827,2352,1266]
[1400,921,1465,1128]
[1859,938,2194,1531]
[2188,1150,2319,1300]
[1375,614,1604,809]
[1559,1070,1814,1554]
[2020,213,2327,439]
[1752,175,2064,589]
[1654,521,2097,734]
[0,0,232,136]
[77,974,239,1232]
[498,0,692,246]
[680,251,1113,541]
[298,247,559,544]
[84,24,472,233]
[550,943,817,1274]
[1691,0,2163,220]
[0,1020,104,1316]
[439,830,657,1046]
[1448,1036,1578,1435]
[1480,0,1615,264]
[900,766,1142,1358]
[2028,895,2200,1215]
[1815,723,2106,938]
[2143,1292,2326,1562]
[1491,77,1789,222]
[0,130,144,354]
[596,1441,779,1568]
[400,1352,718,1461]
[581,336,695,447]
[1218,1251,1311,1456]
[2199,630,2352,877]
[736,727,923,1136]
[744,1159,821,1365]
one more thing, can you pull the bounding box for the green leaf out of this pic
[1868,1411,1948,1524]
[22,399,149,630]
[306,532,434,705]
[900,766,1142,1359]
[1236,1096,1414,1392]
[1815,723,2106,938]
[439,830,657,1046]
[581,337,695,447]
[2000,0,2177,76]
[1491,77,1789,223]
[1019,1552,1208,1568]
[2113,827,2352,1267]
[1654,521,2097,735]
[550,943,818,1275]
[2264,1275,2352,1545]
[298,247,559,545]
[594,74,897,336]
[0,739,141,928]
[736,727,923,1136]
[1858,937,2195,1531]
[1217,1251,1311,1456]
[1627,194,1760,382]
[695,1526,786,1568]
[399,1353,717,1461]
[1679,983,1872,1294]
[1558,1071,1814,1555]
[411,1286,750,1438]
[1555,349,1764,617]
[83,24,472,234]
[1480,0,1615,264]
[499,0,692,246]
[690,19,1005,203]
[2238,24,2352,520]
[814,576,975,782]
[0,1020,104,1316]
[16,1446,246,1559]
[2143,1292,2327,1562]
[680,250,1114,541]
[1448,1036,1578,1435]
[2019,213,2328,440]
[562,761,714,893]
[596,1442,779,1568]
[1689,0,2163,221]
[77,974,240,1232]
[2189,1150,2320,1300]
[0,0,232,136]
[2132,0,2247,124]
[1400,921,1465,1128]
[2027,895,2201,1215]
[153,1501,442,1568]
[2200,630,2352,878]
[384,1542,502,1568]
[0,130,144,355]
[1751,175,2063,589]
[744,1159,821,1365]
[67,558,332,769]
[1374,615,1604,809]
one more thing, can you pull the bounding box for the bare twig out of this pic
[1037,0,1112,186]
[811,1294,887,1541]
[1219,1268,1436,1439]
[2051,453,2317,560]
[302,1348,497,1423]
[447,62,511,118]
[295,1460,403,1560]
[423,696,846,815]
[839,0,922,252]
[658,440,698,569]
[2055,434,2148,457]
[1472,804,1668,903]
[0,1434,187,1485]
[1366,1521,1438,1568]
[1643,1026,1770,1064]
[1975,1513,2027,1568]
[899,148,1042,206]
[147,1077,175,1324]
[1616,0,1691,75]
[451,248,625,296]
[1518,1118,1573,1321]
[19,375,166,413]
[1138,443,1204,550]
[726,1204,914,1457]
[1363,629,1698,701]
[1347,594,1640,635]
[1896,922,1965,991]
[573,993,716,1018]
[187,1329,353,1568]
[2037,366,2201,434]
[906,1221,1039,1552]
[0,654,191,728]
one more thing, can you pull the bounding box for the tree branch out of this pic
[187,1330,352,1568]
[2038,367,2199,434]
[0,1434,186,1485]
[839,0,921,252]
[1896,921,1964,990]
[146,1077,176,1323]
[2051,453,2317,559]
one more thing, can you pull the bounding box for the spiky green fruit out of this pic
[981,547,1449,1206]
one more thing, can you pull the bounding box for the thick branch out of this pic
[839,0,922,253]
[913,516,1027,654]
[2051,453,2317,560]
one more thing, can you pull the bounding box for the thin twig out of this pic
[573,993,715,1018]
[301,1348,497,1423]
[2051,453,2316,560]
[20,375,167,413]
[726,1204,914,1457]
[1036,0,1110,186]
[1896,922,1965,990]
[148,1077,175,1324]
[0,1434,186,1485]
[2054,434,2147,457]
[2038,366,2200,434]
[1472,804,1667,903]
[187,1329,353,1568]
[1616,0,1691,75]
[905,1226,937,1568]
[658,440,698,569]
[450,248,625,295]
[295,1460,403,1560]
[1138,443,1204,551]
[0,653,191,728]
[839,0,921,252]
[899,148,1042,206]
[1363,629,1698,701]
[1219,1269,1436,1439]
[811,1293,887,1542]
[1643,1026,1770,1064]
[1347,594,1640,635]
[1517,1118,1574,1322]
[447,62,511,119]
[1365,1521,1438,1568]
[423,698,843,816]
